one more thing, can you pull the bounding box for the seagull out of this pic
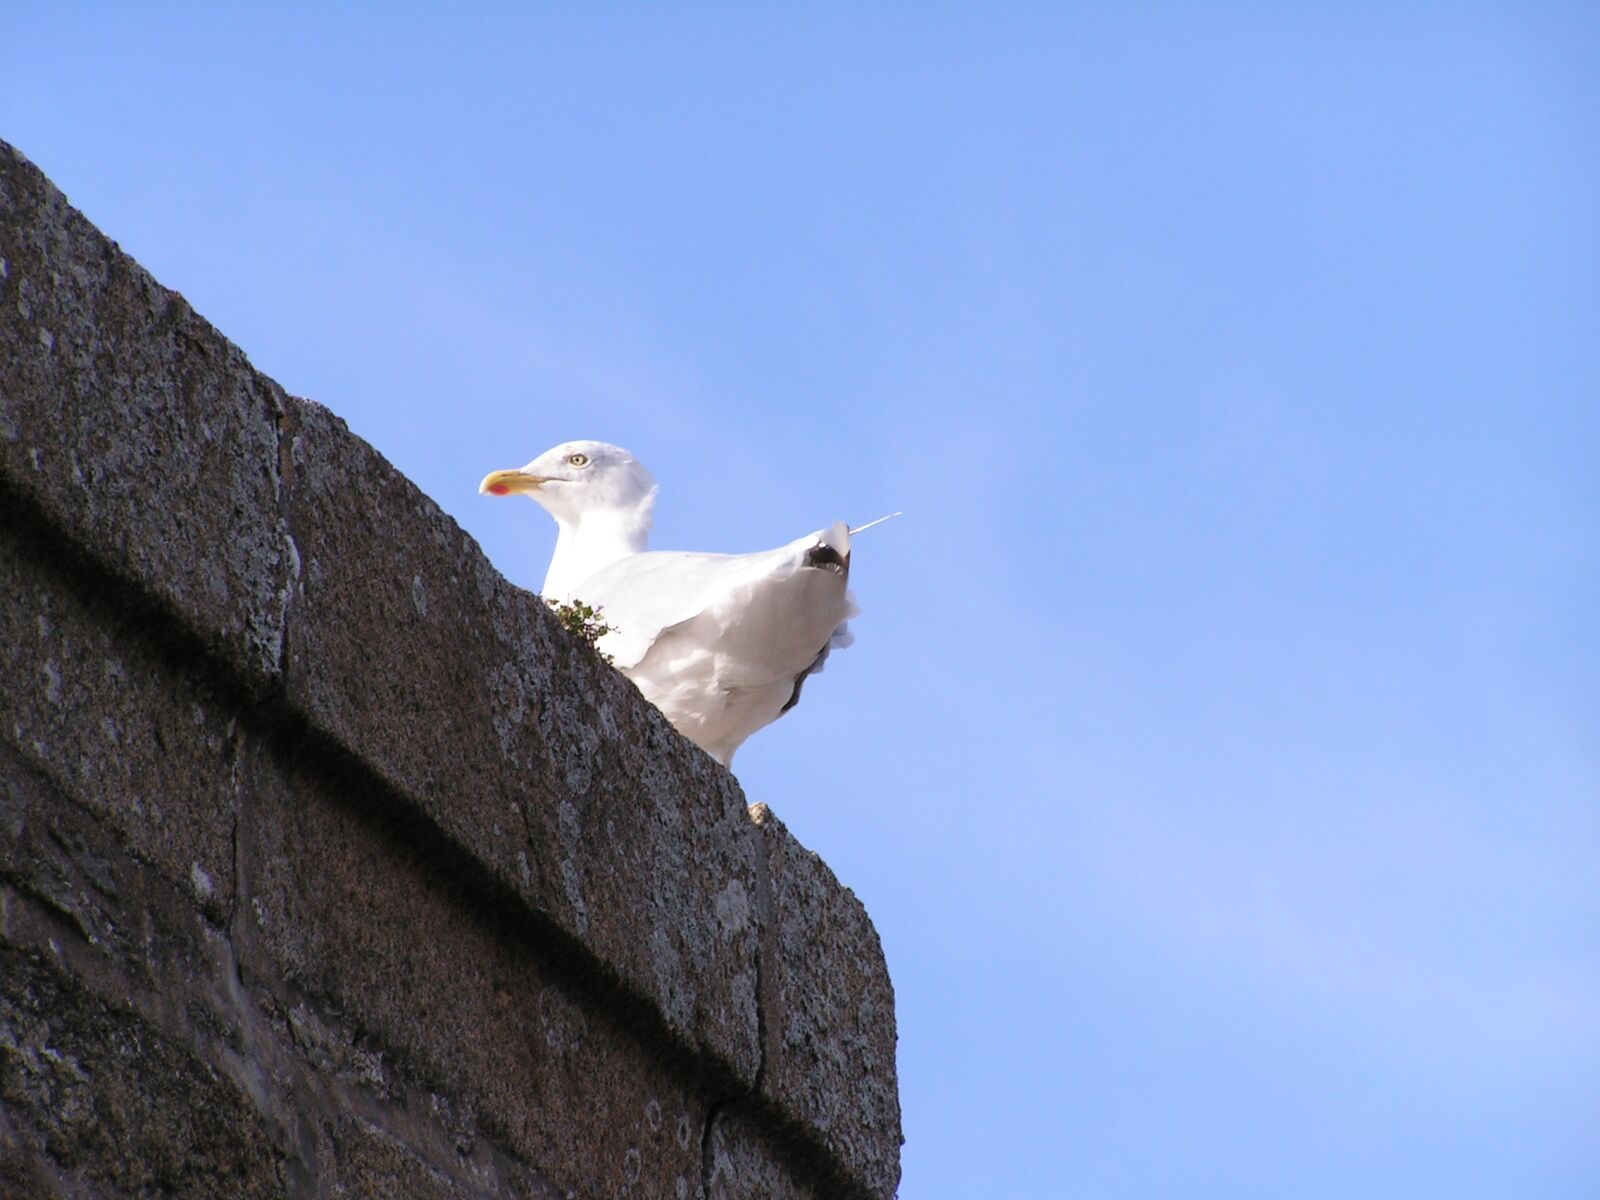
[480,440,886,767]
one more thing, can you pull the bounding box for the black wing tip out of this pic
[780,643,833,714]
[804,541,849,576]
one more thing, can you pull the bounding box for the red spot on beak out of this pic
[488,483,510,495]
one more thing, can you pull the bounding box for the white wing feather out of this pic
[570,523,857,764]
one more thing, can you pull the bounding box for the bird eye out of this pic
[567,453,589,467]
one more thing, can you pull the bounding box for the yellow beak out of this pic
[479,468,551,496]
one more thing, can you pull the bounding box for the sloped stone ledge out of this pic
[0,139,900,1198]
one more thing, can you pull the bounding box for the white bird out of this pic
[479,440,876,767]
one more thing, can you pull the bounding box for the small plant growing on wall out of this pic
[545,598,614,664]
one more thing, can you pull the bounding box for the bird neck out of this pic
[541,506,652,603]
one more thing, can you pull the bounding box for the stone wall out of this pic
[0,140,900,1200]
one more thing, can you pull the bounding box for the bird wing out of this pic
[573,523,855,672]
[569,523,858,763]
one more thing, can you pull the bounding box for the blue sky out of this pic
[7,4,1596,1196]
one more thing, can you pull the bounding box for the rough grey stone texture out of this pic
[703,1110,820,1200]
[0,138,901,1199]
[237,737,710,1199]
[0,947,283,1200]
[0,141,292,698]
[751,804,903,1200]
[0,738,566,1200]
[0,518,239,924]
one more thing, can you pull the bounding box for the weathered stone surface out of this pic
[237,738,711,1200]
[0,138,292,697]
[0,525,238,920]
[0,947,284,1200]
[0,736,567,1200]
[0,744,288,1197]
[752,803,903,1200]
[314,1114,560,1200]
[704,1109,822,1200]
[280,395,762,1087]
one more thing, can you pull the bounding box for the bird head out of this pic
[479,440,658,527]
